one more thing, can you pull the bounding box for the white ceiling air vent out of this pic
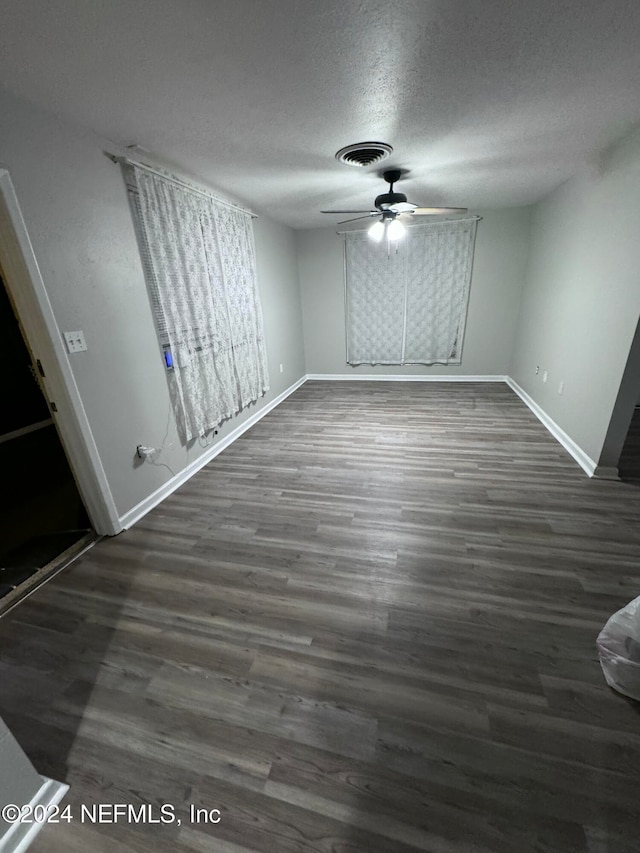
[335,142,393,167]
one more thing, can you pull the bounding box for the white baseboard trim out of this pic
[306,374,508,382]
[119,375,307,531]
[1,776,69,853]
[506,377,599,477]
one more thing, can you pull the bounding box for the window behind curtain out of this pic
[126,180,170,349]
[345,219,478,366]
[124,163,269,442]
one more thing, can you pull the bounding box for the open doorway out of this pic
[599,315,640,481]
[617,390,640,482]
[0,271,93,604]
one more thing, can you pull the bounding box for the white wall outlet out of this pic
[542,370,548,383]
[136,445,156,460]
[558,381,564,395]
[535,365,540,375]
[279,363,284,373]
[64,330,87,353]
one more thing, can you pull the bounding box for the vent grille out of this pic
[335,142,393,167]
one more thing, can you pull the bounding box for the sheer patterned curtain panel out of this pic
[345,219,478,366]
[125,163,269,442]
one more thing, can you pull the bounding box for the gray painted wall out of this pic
[0,88,305,521]
[510,126,640,465]
[296,208,531,376]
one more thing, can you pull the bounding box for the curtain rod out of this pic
[105,152,258,218]
[336,214,482,235]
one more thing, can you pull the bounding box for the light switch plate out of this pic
[64,330,87,353]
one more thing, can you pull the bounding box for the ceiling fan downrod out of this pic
[375,169,408,211]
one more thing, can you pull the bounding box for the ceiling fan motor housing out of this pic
[375,191,407,210]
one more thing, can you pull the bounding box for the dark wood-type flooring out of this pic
[1,382,640,853]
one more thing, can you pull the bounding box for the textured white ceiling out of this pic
[1,0,640,227]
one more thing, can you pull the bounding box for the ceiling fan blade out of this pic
[410,207,468,215]
[388,201,418,213]
[321,209,376,214]
[337,215,378,225]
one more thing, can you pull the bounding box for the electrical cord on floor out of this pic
[149,459,176,477]
[145,405,176,477]
[139,408,221,475]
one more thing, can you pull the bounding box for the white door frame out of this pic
[0,168,121,535]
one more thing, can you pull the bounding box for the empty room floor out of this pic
[1,381,640,853]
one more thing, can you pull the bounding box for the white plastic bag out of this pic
[597,595,640,702]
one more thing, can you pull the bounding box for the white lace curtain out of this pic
[125,163,269,442]
[345,219,478,365]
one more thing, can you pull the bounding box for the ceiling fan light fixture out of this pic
[386,218,406,241]
[368,220,385,242]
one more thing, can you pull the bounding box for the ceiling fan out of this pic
[321,169,467,241]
